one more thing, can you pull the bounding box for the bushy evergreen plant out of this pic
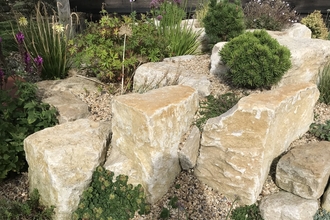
[301,10,329,40]
[203,0,245,44]
[220,30,291,89]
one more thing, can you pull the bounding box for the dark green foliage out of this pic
[0,81,58,180]
[220,30,291,89]
[195,93,243,130]
[203,0,245,44]
[230,204,263,220]
[72,166,151,220]
[309,120,330,141]
[318,62,330,105]
[0,20,18,56]
[314,209,330,220]
[243,0,299,31]
[0,188,55,219]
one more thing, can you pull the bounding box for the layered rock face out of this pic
[194,83,319,205]
[104,85,198,203]
[24,119,112,220]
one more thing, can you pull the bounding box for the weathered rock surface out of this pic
[42,91,89,124]
[24,119,112,220]
[276,141,330,200]
[36,76,102,123]
[133,58,211,97]
[179,125,201,170]
[321,181,330,211]
[104,85,198,203]
[259,191,318,220]
[194,83,319,205]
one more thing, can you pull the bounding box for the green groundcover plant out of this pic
[72,166,150,220]
[0,189,55,219]
[220,29,291,89]
[230,203,263,220]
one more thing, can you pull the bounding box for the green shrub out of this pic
[0,188,55,219]
[314,209,330,220]
[195,93,243,130]
[220,29,291,89]
[72,166,150,220]
[318,61,330,104]
[309,120,330,141]
[230,204,263,220]
[301,10,329,40]
[15,2,72,80]
[203,0,245,44]
[0,80,58,180]
[243,0,299,31]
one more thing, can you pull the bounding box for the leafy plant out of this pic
[15,1,72,79]
[314,209,330,220]
[309,120,330,141]
[220,29,291,89]
[195,93,243,130]
[301,10,329,40]
[0,80,58,180]
[243,0,299,31]
[203,0,245,44]
[72,166,151,220]
[0,188,55,219]
[318,61,330,104]
[230,204,263,220]
[150,0,202,57]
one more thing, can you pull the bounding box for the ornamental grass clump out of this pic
[203,0,245,44]
[318,61,330,105]
[15,1,72,80]
[301,10,329,40]
[220,29,291,89]
[72,166,150,220]
[150,0,202,56]
[243,0,299,31]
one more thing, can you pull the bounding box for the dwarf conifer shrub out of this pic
[203,0,245,44]
[72,166,150,220]
[301,10,329,40]
[243,0,299,31]
[220,30,291,89]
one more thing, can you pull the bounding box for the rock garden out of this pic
[1,0,330,220]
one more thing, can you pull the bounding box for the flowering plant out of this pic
[14,2,72,80]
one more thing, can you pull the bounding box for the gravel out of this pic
[1,54,330,219]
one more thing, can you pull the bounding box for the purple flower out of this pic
[34,55,43,66]
[156,15,163,21]
[150,0,164,8]
[24,52,32,73]
[16,31,24,44]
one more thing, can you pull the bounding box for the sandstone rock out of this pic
[36,76,103,123]
[321,182,330,212]
[179,125,201,170]
[42,91,89,124]
[133,59,211,97]
[24,119,112,220]
[194,83,319,205]
[210,42,227,76]
[104,85,198,203]
[259,191,318,220]
[276,141,330,200]
[282,23,312,39]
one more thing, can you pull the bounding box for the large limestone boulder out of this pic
[24,119,112,220]
[276,141,330,199]
[259,191,318,220]
[104,85,198,203]
[194,83,319,205]
[133,56,211,97]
